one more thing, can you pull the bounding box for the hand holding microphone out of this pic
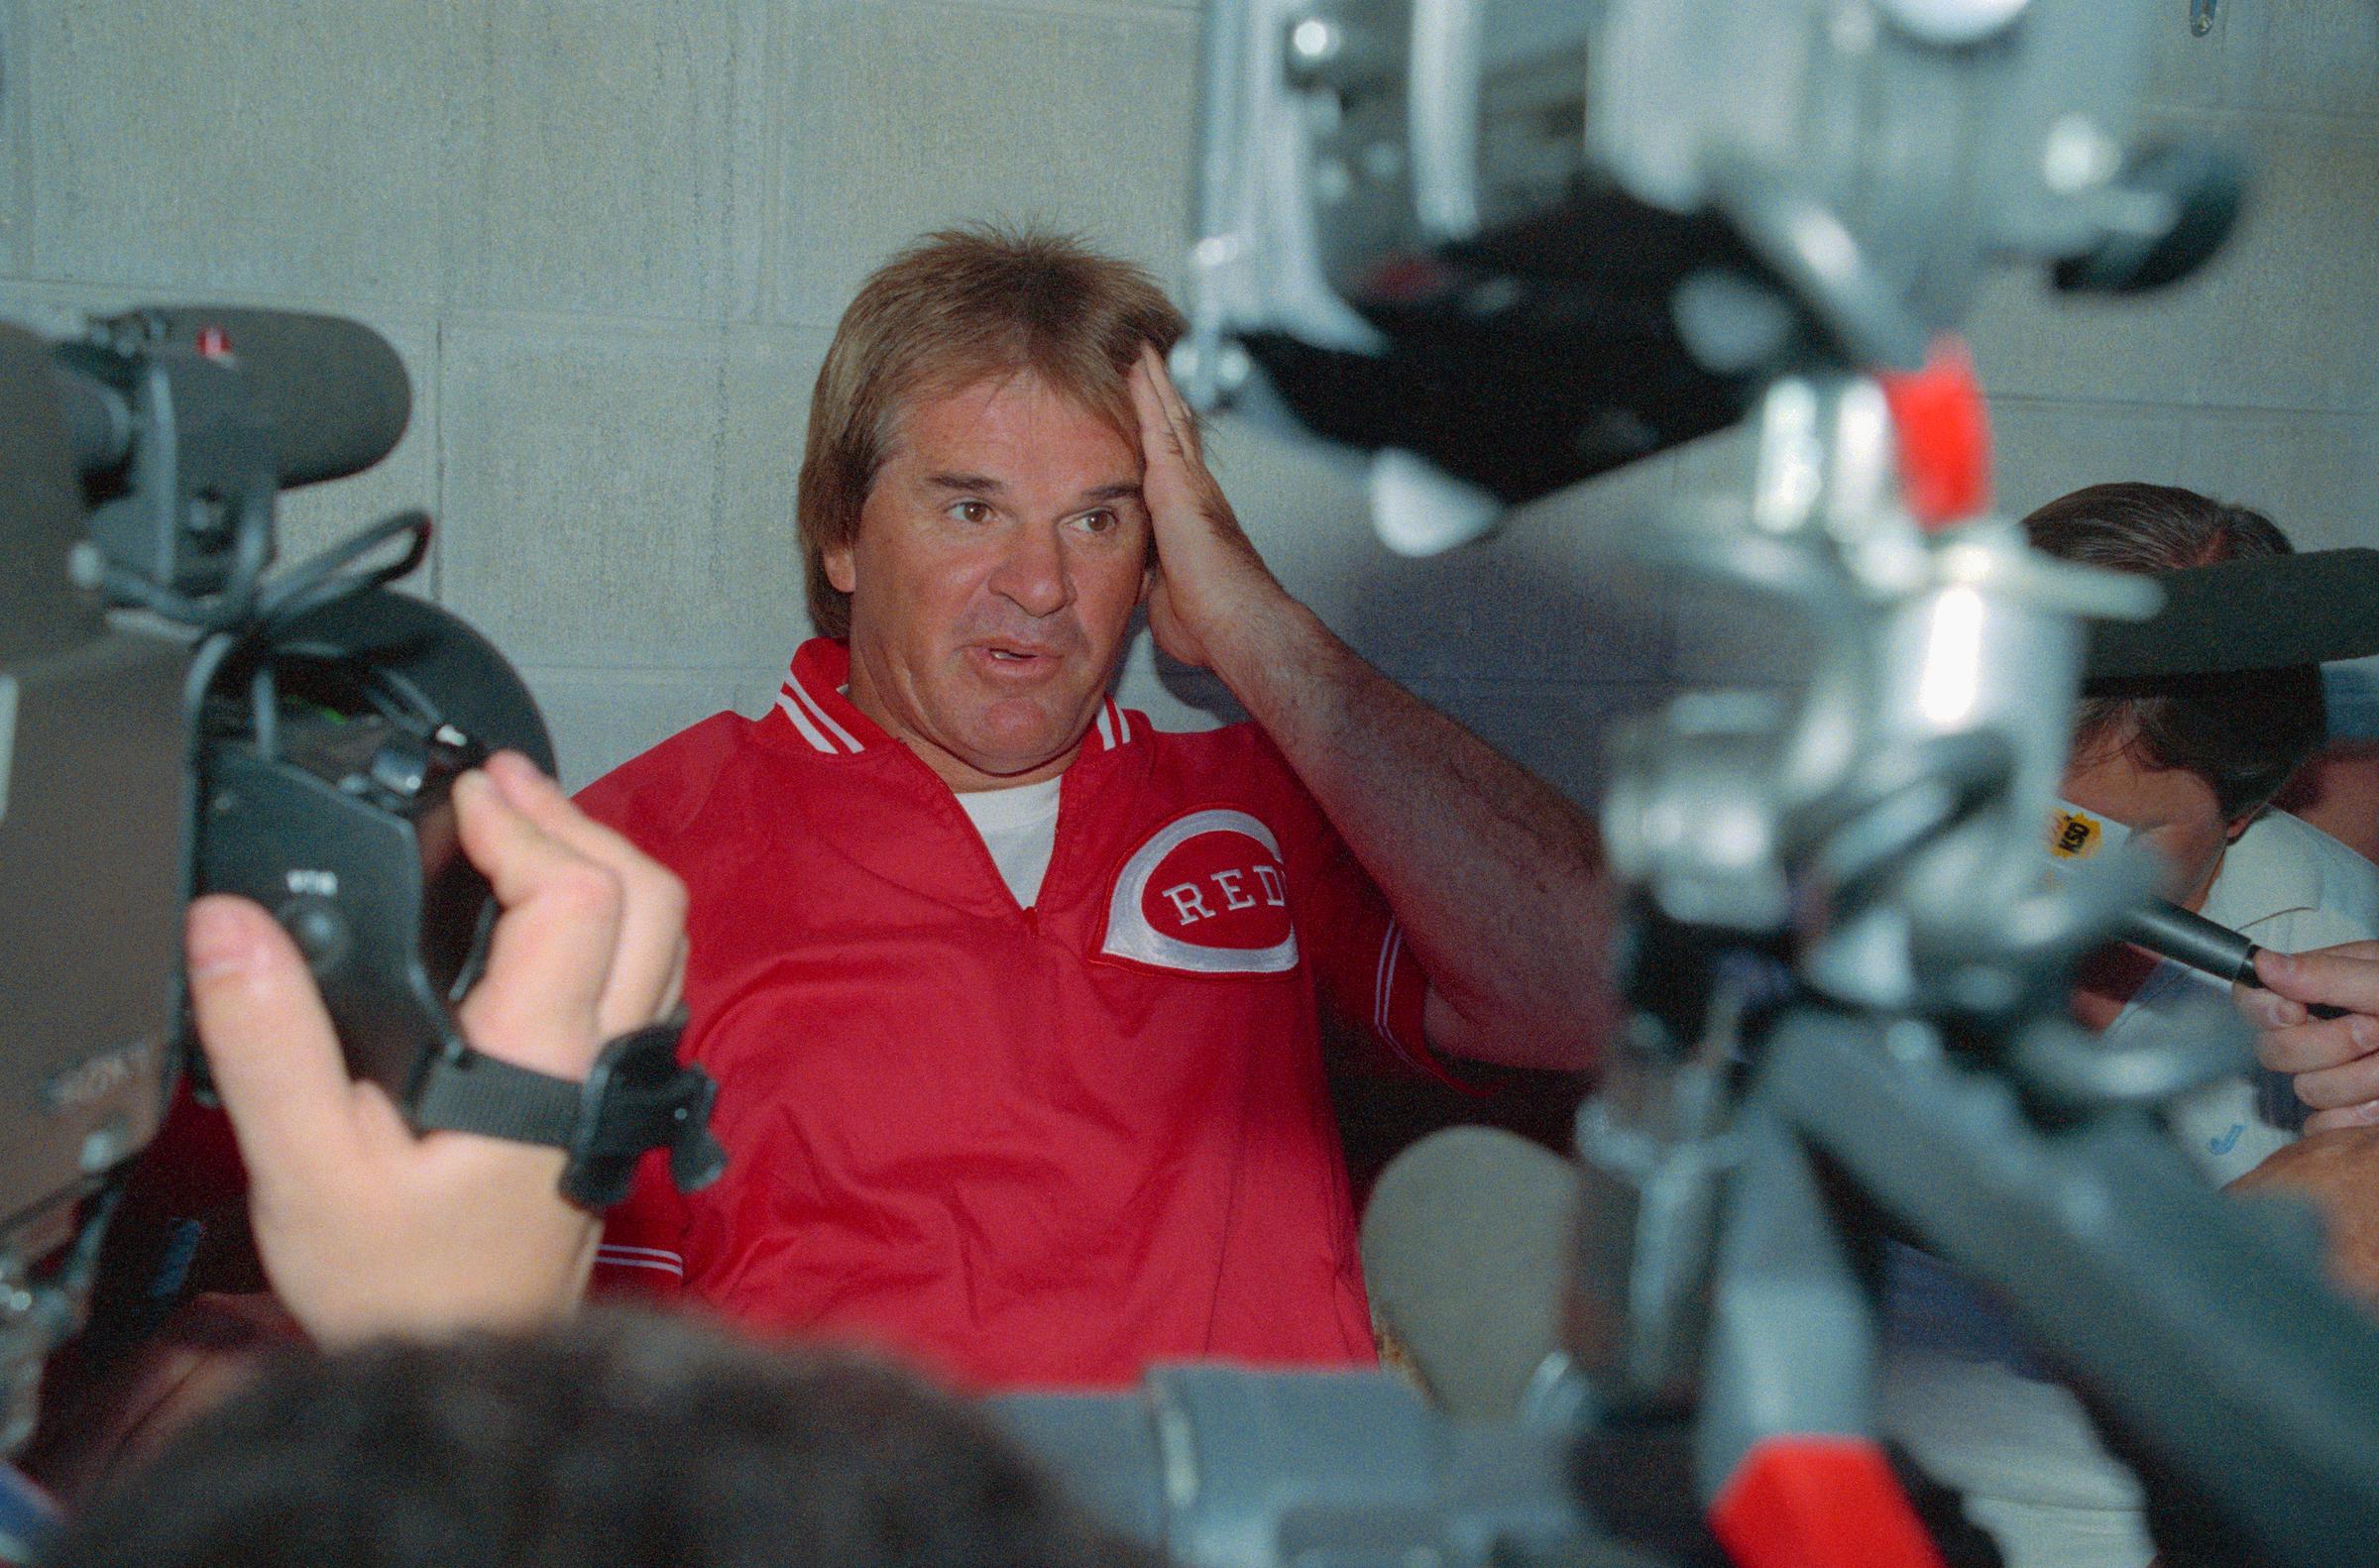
[2049,799,2370,1124]
[2235,943,2379,1134]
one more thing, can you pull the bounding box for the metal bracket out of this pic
[2192,0,2219,39]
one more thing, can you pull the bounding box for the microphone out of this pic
[2083,549,2379,680]
[2123,898,2255,987]
[1360,1125,1578,1422]
[54,306,410,491]
[2119,897,2346,1020]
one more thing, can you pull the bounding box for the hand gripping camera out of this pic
[0,305,724,1450]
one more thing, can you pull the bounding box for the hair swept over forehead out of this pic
[796,225,1187,639]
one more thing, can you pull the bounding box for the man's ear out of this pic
[824,541,857,596]
[2226,805,2264,844]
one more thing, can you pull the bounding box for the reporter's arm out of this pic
[2226,1126,2379,1307]
[183,750,687,1346]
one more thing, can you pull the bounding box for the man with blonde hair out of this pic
[576,226,1612,1389]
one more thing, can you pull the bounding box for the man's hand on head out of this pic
[182,750,689,1348]
[2240,943,2379,1132]
[1130,345,1297,674]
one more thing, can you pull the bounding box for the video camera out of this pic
[0,304,719,1451]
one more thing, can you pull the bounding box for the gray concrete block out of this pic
[25,2,453,301]
[0,0,25,276]
[1113,633,1241,734]
[1914,106,2379,419]
[2193,115,2379,415]
[445,0,767,319]
[967,0,1202,11]
[2223,2,2379,118]
[2138,0,2231,115]
[0,280,126,338]
[1394,676,1669,811]
[1962,244,2227,409]
[1200,413,1672,687]
[2170,407,2379,554]
[1667,574,1818,689]
[438,318,827,672]
[524,664,765,791]
[771,0,1200,325]
[731,662,797,713]
[1989,394,2190,519]
[1339,458,1671,687]
[1198,411,1375,634]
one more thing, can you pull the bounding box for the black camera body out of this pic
[181,586,720,1213]
[182,576,559,1111]
[0,306,722,1454]
[195,709,493,1098]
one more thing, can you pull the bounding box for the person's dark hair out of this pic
[45,1309,1168,1568]
[2023,482,2325,820]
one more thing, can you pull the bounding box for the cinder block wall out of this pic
[3,1,2374,797]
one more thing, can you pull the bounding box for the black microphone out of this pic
[54,306,410,491]
[2122,898,2347,1018]
[2125,899,2257,986]
[2084,549,2379,680]
[1360,1125,1578,1422]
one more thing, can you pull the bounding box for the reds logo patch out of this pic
[1099,808,1298,975]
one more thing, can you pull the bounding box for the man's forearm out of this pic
[1125,351,1611,1068]
[1202,597,1614,1070]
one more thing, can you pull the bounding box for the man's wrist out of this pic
[1202,595,1357,734]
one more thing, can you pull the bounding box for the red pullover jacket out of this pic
[577,639,1451,1390]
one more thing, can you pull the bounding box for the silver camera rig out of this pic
[1014,4,2379,1565]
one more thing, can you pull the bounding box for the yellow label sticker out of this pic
[2050,806,2104,861]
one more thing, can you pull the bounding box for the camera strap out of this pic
[408,1022,728,1210]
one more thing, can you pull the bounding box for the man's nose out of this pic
[987,522,1073,617]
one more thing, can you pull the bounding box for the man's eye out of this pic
[950,501,992,524]
[1076,508,1117,535]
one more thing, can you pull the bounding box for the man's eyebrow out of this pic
[1082,481,1143,504]
[922,472,1006,494]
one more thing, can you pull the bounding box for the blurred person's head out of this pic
[2025,483,2326,907]
[45,1308,1167,1568]
[798,228,1185,792]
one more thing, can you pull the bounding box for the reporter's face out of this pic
[825,372,1151,793]
[2062,734,2247,911]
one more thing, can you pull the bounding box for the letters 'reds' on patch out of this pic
[1100,809,1298,975]
[2050,806,2103,861]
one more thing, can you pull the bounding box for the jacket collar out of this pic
[759,638,1140,760]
